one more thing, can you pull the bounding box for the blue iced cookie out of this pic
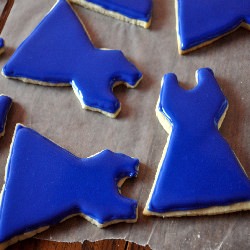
[0,38,4,55]
[176,0,250,54]
[70,0,152,28]
[2,0,142,118]
[0,124,139,249]
[0,95,12,136]
[144,68,250,217]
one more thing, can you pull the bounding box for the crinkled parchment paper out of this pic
[0,0,249,249]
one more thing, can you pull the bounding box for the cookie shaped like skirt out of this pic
[2,0,142,118]
[144,68,250,217]
[0,95,12,137]
[176,0,250,54]
[0,124,139,249]
[71,0,152,28]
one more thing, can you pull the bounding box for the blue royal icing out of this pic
[2,0,142,118]
[177,0,250,53]
[0,38,4,49]
[146,68,250,214]
[0,38,4,54]
[0,124,139,245]
[0,95,12,136]
[71,0,152,26]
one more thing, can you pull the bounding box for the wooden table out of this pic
[8,239,150,250]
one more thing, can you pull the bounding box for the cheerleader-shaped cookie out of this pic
[144,68,250,217]
[2,0,142,118]
[0,124,139,249]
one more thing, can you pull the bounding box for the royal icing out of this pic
[0,38,4,54]
[0,124,139,248]
[2,0,142,118]
[0,95,12,136]
[176,0,250,53]
[71,0,153,28]
[144,68,250,216]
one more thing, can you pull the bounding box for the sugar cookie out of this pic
[144,68,250,217]
[176,0,250,54]
[2,0,142,118]
[0,38,4,55]
[0,95,12,137]
[70,0,152,28]
[0,124,139,249]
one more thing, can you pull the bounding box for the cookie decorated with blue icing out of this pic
[0,124,139,249]
[0,95,12,136]
[71,0,152,28]
[0,38,4,55]
[2,0,142,118]
[143,68,250,217]
[176,0,250,54]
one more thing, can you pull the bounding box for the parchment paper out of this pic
[0,0,250,249]
[0,2,5,14]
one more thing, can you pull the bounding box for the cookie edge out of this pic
[70,0,152,28]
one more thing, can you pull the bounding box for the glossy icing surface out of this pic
[0,95,12,135]
[177,0,250,51]
[0,124,139,243]
[0,38,4,50]
[147,68,250,213]
[2,0,142,116]
[75,0,152,22]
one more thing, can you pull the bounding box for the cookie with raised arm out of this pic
[70,0,152,28]
[0,124,139,249]
[144,68,250,217]
[0,95,12,137]
[2,0,142,118]
[176,0,250,54]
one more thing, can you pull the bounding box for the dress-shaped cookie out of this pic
[2,0,142,118]
[176,0,250,54]
[0,38,4,55]
[0,95,12,136]
[144,68,250,217]
[71,0,152,28]
[0,124,139,249]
